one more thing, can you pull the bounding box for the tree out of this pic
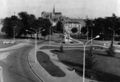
[2,16,23,38]
[2,11,53,38]
[38,18,52,37]
[18,12,37,37]
[56,21,64,33]
[83,14,120,40]
[81,26,87,34]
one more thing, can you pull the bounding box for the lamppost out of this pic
[82,35,100,82]
[34,33,37,63]
[49,21,57,45]
[109,27,115,42]
[49,25,51,45]
[87,25,89,41]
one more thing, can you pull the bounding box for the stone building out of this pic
[41,6,62,22]
[41,7,86,35]
[64,18,86,35]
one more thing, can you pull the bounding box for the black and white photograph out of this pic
[0,0,119,82]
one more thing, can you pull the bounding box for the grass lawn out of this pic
[37,51,66,77]
[51,48,120,82]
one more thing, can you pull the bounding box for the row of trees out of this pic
[1,12,63,38]
[2,12,120,41]
[82,14,120,40]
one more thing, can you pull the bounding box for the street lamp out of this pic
[34,33,37,63]
[49,21,57,45]
[108,27,115,42]
[82,35,100,82]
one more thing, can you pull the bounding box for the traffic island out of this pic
[37,51,66,77]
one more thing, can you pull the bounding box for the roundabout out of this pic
[0,39,115,82]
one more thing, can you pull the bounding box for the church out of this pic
[41,6,62,22]
[41,6,86,36]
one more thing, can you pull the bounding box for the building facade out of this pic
[64,18,86,35]
[41,7,62,23]
[41,7,86,35]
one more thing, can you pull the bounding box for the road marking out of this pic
[0,66,3,82]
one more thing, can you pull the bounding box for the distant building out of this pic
[41,11,51,19]
[41,6,62,22]
[64,18,86,35]
[41,6,86,35]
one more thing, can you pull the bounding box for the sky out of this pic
[0,0,119,19]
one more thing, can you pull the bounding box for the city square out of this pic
[0,0,120,82]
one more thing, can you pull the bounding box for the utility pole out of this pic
[49,26,52,45]
[83,35,100,82]
[35,33,37,63]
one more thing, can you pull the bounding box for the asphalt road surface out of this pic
[0,43,41,82]
[0,40,102,82]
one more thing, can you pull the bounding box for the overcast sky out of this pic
[0,0,119,18]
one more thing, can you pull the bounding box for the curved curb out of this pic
[28,43,95,82]
[28,47,57,82]
[27,49,44,82]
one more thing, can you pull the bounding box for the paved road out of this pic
[0,40,100,82]
[29,42,97,82]
[0,43,41,82]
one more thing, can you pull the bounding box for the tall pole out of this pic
[49,20,53,45]
[113,30,115,42]
[83,39,92,82]
[91,28,93,44]
[35,33,37,63]
[49,26,51,45]
[83,45,86,82]
[109,27,115,44]
[82,35,100,82]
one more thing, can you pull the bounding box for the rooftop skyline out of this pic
[0,0,120,18]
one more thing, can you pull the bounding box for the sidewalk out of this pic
[28,43,96,82]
